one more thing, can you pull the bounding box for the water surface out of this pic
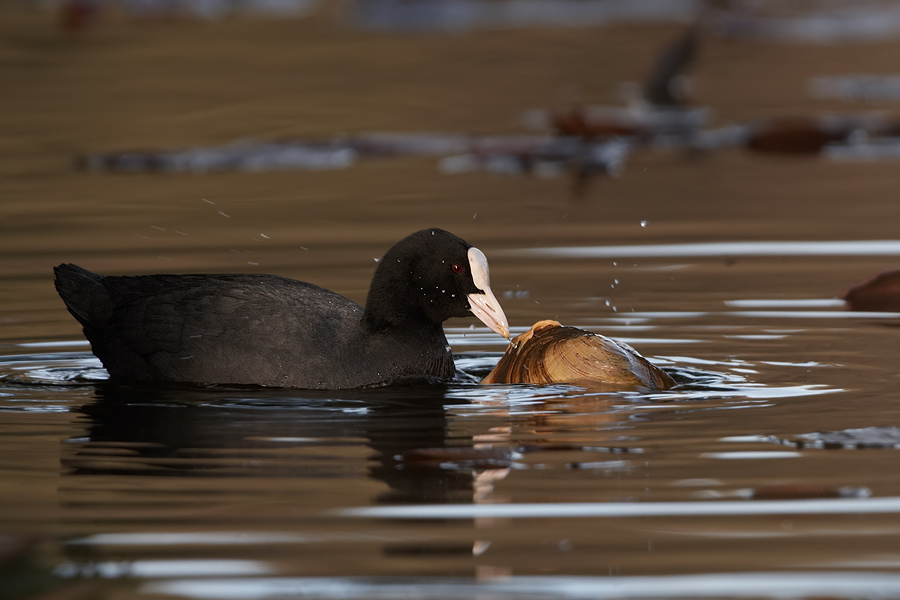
[3,6,900,599]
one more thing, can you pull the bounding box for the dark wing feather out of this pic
[57,268,365,386]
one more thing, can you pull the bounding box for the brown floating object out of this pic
[482,320,675,390]
[744,115,899,155]
[842,268,900,312]
[745,117,844,155]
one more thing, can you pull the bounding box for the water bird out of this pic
[482,320,674,390]
[54,229,509,389]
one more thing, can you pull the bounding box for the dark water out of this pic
[5,260,900,598]
[4,5,900,599]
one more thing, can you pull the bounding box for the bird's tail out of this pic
[53,264,112,328]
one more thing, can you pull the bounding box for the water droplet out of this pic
[218,211,231,218]
[640,219,648,228]
[614,278,620,285]
[374,258,380,262]
[260,233,270,239]
[612,261,617,267]
[605,299,611,307]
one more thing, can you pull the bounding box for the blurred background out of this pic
[5,0,900,343]
[5,3,900,598]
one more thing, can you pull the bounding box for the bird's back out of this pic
[54,264,370,387]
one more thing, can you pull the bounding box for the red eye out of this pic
[451,264,463,274]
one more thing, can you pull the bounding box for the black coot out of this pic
[54,228,509,389]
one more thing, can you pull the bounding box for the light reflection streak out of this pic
[67,532,315,546]
[759,360,828,367]
[621,310,900,319]
[698,385,839,400]
[725,299,846,308]
[143,572,900,600]
[55,559,270,578]
[700,451,802,459]
[16,340,91,348]
[510,240,900,258]
[655,355,751,367]
[339,496,900,520]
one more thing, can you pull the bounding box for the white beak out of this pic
[466,247,510,339]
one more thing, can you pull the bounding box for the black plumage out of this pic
[54,229,508,389]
